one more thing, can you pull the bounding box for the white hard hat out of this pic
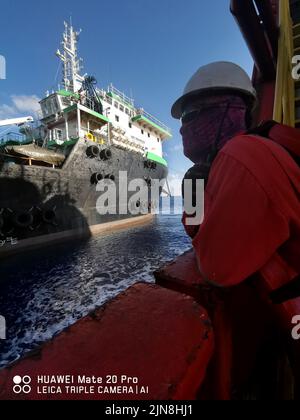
[171,61,257,119]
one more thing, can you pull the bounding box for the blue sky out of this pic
[0,0,253,191]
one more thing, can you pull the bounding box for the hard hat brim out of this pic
[171,92,193,120]
[171,87,256,120]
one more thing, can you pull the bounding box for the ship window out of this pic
[115,115,120,122]
[53,128,62,140]
[106,96,112,105]
[56,129,63,140]
[125,108,129,115]
[114,102,118,108]
[129,122,132,128]
[41,103,47,116]
[119,105,124,112]
[157,138,160,142]
[52,97,59,113]
[148,133,150,138]
[61,97,70,106]
[45,101,52,115]
[141,129,144,135]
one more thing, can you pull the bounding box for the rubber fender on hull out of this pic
[100,148,112,161]
[0,209,4,230]
[0,209,14,234]
[91,173,104,184]
[104,174,115,182]
[42,209,56,224]
[144,160,157,170]
[86,145,100,158]
[13,211,34,229]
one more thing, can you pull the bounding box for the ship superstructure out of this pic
[0,22,171,256]
[5,22,171,165]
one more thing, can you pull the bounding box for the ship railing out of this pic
[84,97,96,111]
[135,108,172,134]
[108,84,135,108]
[96,88,107,99]
[83,98,105,115]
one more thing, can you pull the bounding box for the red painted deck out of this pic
[0,283,214,400]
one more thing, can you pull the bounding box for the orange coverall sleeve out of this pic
[192,151,290,287]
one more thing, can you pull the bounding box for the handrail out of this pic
[273,0,295,126]
[136,108,172,134]
[108,84,135,108]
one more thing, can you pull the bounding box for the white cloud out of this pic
[11,95,40,114]
[170,144,183,153]
[0,104,16,119]
[0,95,40,121]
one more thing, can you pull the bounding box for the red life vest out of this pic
[183,122,300,292]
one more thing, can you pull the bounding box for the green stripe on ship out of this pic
[132,115,171,138]
[57,90,81,100]
[147,152,168,167]
[47,138,79,148]
[63,104,110,123]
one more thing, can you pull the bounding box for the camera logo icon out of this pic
[13,375,32,394]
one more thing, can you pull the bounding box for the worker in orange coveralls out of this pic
[171,61,300,294]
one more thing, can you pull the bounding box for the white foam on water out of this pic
[0,214,191,368]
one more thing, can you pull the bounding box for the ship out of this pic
[0,22,171,257]
[1,0,300,402]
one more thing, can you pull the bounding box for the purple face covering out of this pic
[180,95,248,163]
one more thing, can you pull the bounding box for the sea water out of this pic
[0,200,191,368]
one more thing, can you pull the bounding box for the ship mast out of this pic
[56,21,84,93]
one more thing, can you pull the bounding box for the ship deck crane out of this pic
[0,116,34,127]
